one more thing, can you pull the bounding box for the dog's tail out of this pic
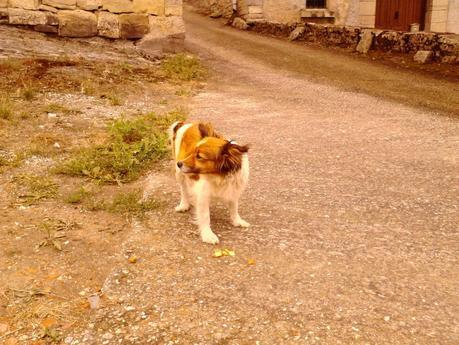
[169,121,184,157]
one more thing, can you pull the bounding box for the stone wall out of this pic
[0,0,184,43]
[248,20,459,63]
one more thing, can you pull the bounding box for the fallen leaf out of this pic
[213,248,235,258]
[128,255,138,263]
[247,258,256,265]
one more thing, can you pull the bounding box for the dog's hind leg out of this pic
[229,199,250,228]
[175,171,191,212]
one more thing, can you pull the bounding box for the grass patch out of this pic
[37,218,77,251]
[107,189,159,218]
[14,174,59,205]
[21,86,37,101]
[161,54,205,81]
[0,96,13,120]
[55,110,185,183]
[104,92,124,106]
[63,186,91,204]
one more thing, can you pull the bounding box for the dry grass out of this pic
[13,174,59,205]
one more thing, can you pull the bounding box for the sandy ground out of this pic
[1,6,458,345]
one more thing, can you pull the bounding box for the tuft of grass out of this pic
[105,93,123,106]
[107,189,160,218]
[0,96,13,120]
[21,86,37,101]
[81,80,96,96]
[14,174,59,205]
[55,110,185,183]
[37,218,77,251]
[161,54,205,81]
[64,186,91,204]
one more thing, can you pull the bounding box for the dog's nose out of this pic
[177,161,183,168]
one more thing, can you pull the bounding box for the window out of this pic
[306,0,326,9]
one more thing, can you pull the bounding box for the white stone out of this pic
[8,8,47,25]
[232,17,248,30]
[98,11,120,38]
[414,50,433,63]
[289,26,304,41]
[356,30,373,53]
[42,0,77,9]
[8,0,39,10]
[102,0,134,13]
[77,0,102,10]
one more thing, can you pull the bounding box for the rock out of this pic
[413,50,433,64]
[9,0,39,10]
[289,26,305,41]
[39,5,59,13]
[232,17,248,30]
[119,13,149,39]
[77,0,102,10]
[165,0,182,16]
[136,16,185,58]
[42,0,77,10]
[58,10,97,37]
[209,11,222,19]
[35,24,58,33]
[98,11,120,38]
[0,323,9,334]
[133,0,164,15]
[88,295,100,309]
[8,8,47,25]
[102,0,134,13]
[441,55,458,64]
[0,0,7,7]
[356,30,373,53]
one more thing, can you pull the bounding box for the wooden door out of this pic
[375,0,426,31]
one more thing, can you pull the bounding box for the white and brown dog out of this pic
[170,121,250,244]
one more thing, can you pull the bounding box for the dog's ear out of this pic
[199,123,221,139]
[218,142,249,173]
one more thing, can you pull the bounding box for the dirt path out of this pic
[63,7,459,345]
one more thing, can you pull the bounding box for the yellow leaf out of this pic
[213,248,235,258]
[128,255,138,263]
[247,258,256,265]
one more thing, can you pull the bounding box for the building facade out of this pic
[236,0,459,34]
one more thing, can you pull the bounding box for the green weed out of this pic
[0,96,13,120]
[64,186,91,204]
[14,174,59,205]
[107,189,160,218]
[161,54,205,81]
[21,86,37,101]
[55,110,186,183]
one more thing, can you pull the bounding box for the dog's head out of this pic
[177,137,249,175]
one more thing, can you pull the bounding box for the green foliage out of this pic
[14,174,59,205]
[55,110,186,184]
[161,54,205,81]
[107,189,160,218]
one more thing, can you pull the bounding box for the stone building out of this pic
[201,0,459,34]
[0,1,185,55]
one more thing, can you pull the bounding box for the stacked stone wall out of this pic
[248,20,459,64]
[0,0,183,40]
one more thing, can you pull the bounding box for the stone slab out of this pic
[98,11,120,38]
[356,29,373,53]
[414,50,433,63]
[133,0,165,16]
[119,13,149,39]
[42,0,77,10]
[9,0,39,10]
[58,9,97,37]
[77,0,102,10]
[102,0,134,13]
[8,8,47,25]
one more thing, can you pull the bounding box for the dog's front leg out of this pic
[175,170,191,212]
[229,199,250,228]
[195,184,219,244]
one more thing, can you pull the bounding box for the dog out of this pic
[169,121,250,244]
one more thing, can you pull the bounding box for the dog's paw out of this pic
[232,218,250,228]
[201,228,219,244]
[175,203,190,212]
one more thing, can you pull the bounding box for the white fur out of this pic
[170,123,250,244]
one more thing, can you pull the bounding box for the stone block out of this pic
[288,26,304,41]
[413,50,433,63]
[46,12,59,25]
[42,0,77,9]
[119,13,149,39]
[9,0,39,10]
[58,10,98,37]
[137,15,185,57]
[356,29,373,53]
[39,5,59,13]
[133,0,164,15]
[0,8,8,24]
[8,8,47,25]
[232,17,248,30]
[0,0,7,7]
[248,5,262,14]
[102,0,134,13]
[98,11,120,38]
[34,24,59,33]
[77,0,102,10]
[165,0,182,16]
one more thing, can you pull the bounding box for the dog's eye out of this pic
[196,153,202,160]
